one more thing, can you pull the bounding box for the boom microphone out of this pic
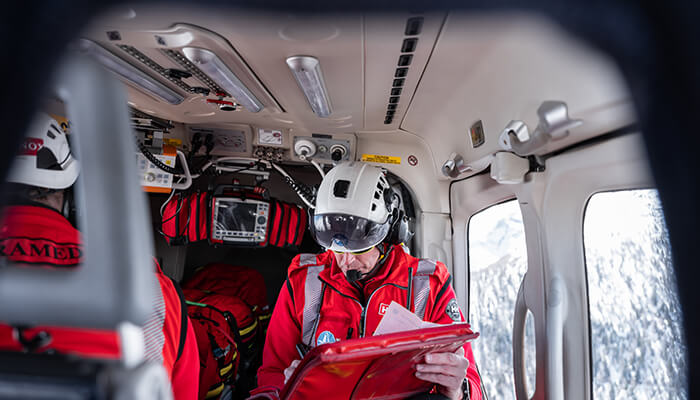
[346,270,364,282]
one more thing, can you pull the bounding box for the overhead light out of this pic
[182,47,264,113]
[286,56,332,118]
[75,39,184,105]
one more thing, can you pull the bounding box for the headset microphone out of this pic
[346,270,364,282]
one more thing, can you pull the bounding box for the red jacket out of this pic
[0,205,199,400]
[255,244,482,399]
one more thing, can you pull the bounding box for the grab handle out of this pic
[546,277,567,400]
[513,276,530,400]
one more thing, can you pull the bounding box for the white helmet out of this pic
[7,113,79,189]
[311,161,397,252]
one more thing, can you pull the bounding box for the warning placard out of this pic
[361,154,401,165]
[163,138,183,147]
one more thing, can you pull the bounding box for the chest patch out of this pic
[317,330,337,346]
[446,299,461,322]
[378,303,390,315]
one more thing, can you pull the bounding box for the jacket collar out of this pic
[317,244,410,301]
[1,204,70,226]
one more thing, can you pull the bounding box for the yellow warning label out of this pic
[163,138,183,147]
[361,154,401,165]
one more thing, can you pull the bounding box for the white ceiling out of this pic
[84,6,635,203]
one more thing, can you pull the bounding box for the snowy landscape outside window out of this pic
[468,200,535,399]
[584,189,687,400]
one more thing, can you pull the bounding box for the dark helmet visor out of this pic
[311,213,391,252]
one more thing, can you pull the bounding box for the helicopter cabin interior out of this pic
[0,4,688,400]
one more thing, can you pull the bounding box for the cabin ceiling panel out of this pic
[85,8,364,134]
[402,13,635,179]
[363,13,445,130]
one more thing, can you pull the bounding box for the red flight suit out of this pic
[254,244,482,399]
[0,204,200,400]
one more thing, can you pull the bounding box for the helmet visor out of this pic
[311,213,391,252]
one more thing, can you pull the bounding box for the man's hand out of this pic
[283,359,301,384]
[415,347,469,400]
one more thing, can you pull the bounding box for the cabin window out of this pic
[584,189,687,399]
[468,199,535,399]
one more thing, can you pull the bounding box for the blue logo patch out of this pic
[317,330,336,346]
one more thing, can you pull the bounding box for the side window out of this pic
[468,200,535,398]
[584,189,687,399]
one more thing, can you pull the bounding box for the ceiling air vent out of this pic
[384,17,422,124]
[401,38,418,53]
[405,17,424,36]
[397,54,413,67]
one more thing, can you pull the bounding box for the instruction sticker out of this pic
[469,120,485,148]
[361,154,401,165]
[163,138,183,147]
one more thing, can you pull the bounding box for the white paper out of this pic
[373,301,440,336]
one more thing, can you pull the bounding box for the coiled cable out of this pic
[271,162,316,209]
[138,141,180,174]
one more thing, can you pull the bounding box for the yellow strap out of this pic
[239,319,259,336]
[219,362,233,377]
[259,313,272,321]
[206,383,224,399]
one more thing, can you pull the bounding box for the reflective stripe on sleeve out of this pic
[301,255,324,346]
[143,275,166,363]
[413,259,437,320]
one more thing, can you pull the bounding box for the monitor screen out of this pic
[212,198,267,243]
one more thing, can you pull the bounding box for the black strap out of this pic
[186,297,245,346]
[286,278,294,306]
[175,195,182,240]
[290,206,301,247]
[194,192,200,241]
[285,278,301,332]
[434,275,453,306]
[407,267,413,309]
[171,278,189,362]
[274,202,286,247]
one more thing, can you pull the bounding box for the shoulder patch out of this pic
[317,330,336,346]
[446,299,461,322]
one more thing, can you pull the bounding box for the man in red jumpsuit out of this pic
[253,162,482,400]
[0,113,199,399]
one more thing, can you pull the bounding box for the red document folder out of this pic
[280,323,479,400]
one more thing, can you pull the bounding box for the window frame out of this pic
[581,188,684,399]
[467,197,534,399]
[450,132,654,400]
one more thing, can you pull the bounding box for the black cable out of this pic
[157,192,190,240]
[282,175,316,206]
[187,156,213,176]
[138,141,180,174]
[217,163,257,176]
